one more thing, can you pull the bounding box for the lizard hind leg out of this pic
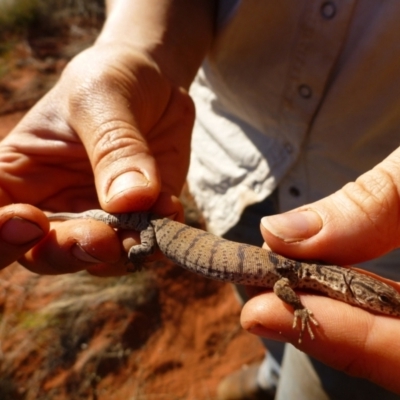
[127,225,157,272]
[273,278,319,343]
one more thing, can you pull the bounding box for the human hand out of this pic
[0,43,193,276]
[241,149,400,393]
[0,204,48,269]
[0,0,215,276]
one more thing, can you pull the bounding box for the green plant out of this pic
[0,0,42,37]
[0,0,104,41]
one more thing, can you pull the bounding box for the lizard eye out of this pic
[378,295,390,304]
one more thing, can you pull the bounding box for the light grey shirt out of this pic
[188,0,400,242]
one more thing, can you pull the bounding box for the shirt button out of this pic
[298,84,312,99]
[289,186,301,197]
[321,2,336,19]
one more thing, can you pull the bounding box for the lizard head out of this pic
[350,274,400,317]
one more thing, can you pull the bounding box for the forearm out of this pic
[97,0,217,88]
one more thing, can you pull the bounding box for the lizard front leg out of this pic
[127,224,157,272]
[273,278,319,343]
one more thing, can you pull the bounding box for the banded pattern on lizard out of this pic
[48,210,400,342]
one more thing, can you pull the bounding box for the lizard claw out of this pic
[125,259,144,273]
[293,308,319,343]
[126,264,141,273]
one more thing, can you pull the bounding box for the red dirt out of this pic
[0,261,264,399]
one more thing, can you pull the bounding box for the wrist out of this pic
[96,0,216,88]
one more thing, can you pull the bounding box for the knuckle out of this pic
[91,123,149,169]
[342,167,400,240]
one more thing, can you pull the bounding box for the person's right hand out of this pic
[0,0,215,275]
[0,204,49,269]
[0,43,194,275]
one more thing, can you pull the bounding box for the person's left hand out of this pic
[241,150,400,394]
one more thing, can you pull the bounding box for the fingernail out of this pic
[72,243,102,263]
[261,210,322,243]
[1,217,44,245]
[106,171,149,203]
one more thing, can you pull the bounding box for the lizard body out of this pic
[48,210,400,341]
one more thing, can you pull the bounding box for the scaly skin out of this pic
[48,210,400,342]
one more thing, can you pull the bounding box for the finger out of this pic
[20,218,128,276]
[145,87,194,197]
[151,193,185,222]
[0,204,48,269]
[0,101,98,212]
[241,292,400,393]
[260,148,400,265]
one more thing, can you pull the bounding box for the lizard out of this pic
[48,209,400,342]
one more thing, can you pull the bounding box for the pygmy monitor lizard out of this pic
[48,210,400,342]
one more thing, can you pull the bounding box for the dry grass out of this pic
[0,268,160,399]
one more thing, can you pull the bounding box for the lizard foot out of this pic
[293,308,319,343]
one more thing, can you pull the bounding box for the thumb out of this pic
[261,149,400,265]
[61,48,174,212]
